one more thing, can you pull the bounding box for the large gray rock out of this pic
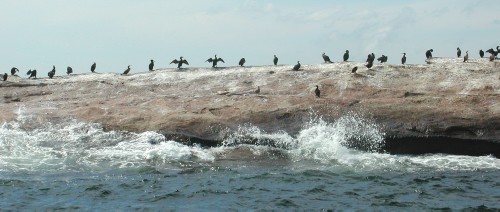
[1,57,499,147]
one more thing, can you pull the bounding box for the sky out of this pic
[1,0,499,74]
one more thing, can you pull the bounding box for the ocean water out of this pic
[0,109,499,210]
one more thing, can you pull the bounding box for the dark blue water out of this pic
[1,111,499,210]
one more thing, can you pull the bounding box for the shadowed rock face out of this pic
[1,58,499,153]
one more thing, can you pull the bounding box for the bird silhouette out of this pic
[463,51,469,62]
[91,62,96,73]
[401,53,407,65]
[322,53,332,63]
[48,65,56,79]
[66,66,73,75]
[205,55,225,68]
[122,65,131,75]
[457,47,461,58]
[239,58,246,67]
[149,60,154,71]
[479,50,484,58]
[10,67,19,76]
[293,61,301,70]
[273,55,278,65]
[315,85,320,98]
[170,57,189,68]
[343,50,349,62]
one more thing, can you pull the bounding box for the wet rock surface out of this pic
[1,58,499,151]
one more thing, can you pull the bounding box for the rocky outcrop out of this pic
[1,58,499,152]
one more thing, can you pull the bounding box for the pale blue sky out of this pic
[1,0,499,74]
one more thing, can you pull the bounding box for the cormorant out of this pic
[239,58,246,66]
[91,62,96,73]
[457,47,461,58]
[377,55,388,63]
[273,55,278,65]
[66,66,73,75]
[479,50,484,58]
[343,50,349,62]
[27,69,37,79]
[463,51,469,62]
[149,60,154,71]
[10,67,19,76]
[401,53,407,65]
[322,53,332,63]
[170,57,189,68]
[122,65,131,75]
[351,66,358,73]
[48,65,56,79]
[426,49,433,59]
[3,73,7,81]
[366,53,375,64]
[490,54,495,62]
[205,55,225,68]
[293,61,301,71]
[315,85,320,98]
[255,86,260,94]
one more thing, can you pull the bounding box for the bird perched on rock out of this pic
[366,53,375,64]
[48,65,56,79]
[149,60,154,71]
[401,53,407,65]
[426,49,433,59]
[66,66,73,75]
[293,61,301,71]
[315,85,320,98]
[273,55,278,65]
[377,55,388,63]
[10,67,19,76]
[343,50,349,62]
[255,86,260,94]
[91,62,96,73]
[122,65,131,75]
[463,51,469,62]
[239,58,246,67]
[479,49,484,58]
[322,53,332,63]
[27,69,37,79]
[205,55,224,68]
[351,66,358,73]
[457,47,461,58]
[170,57,189,68]
[3,73,8,81]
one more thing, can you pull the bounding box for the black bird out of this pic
[463,51,469,62]
[3,73,7,81]
[255,86,260,94]
[66,66,73,75]
[322,53,332,63]
[205,55,225,68]
[293,61,301,70]
[170,57,189,68]
[457,47,461,58]
[149,60,154,71]
[479,49,484,58]
[426,49,433,59]
[91,62,96,73]
[343,50,349,62]
[122,65,131,75]
[315,85,320,98]
[351,66,358,73]
[27,69,37,79]
[366,53,375,64]
[239,58,246,66]
[365,62,373,69]
[486,48,495,55]
[377,55,388,63]
[273,55,278,65]
[10,67,19,76]
[401,53,407,65]
[48,65,56,79]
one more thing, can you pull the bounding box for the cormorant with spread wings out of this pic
[170,57,189,68]
[205,55,225,68]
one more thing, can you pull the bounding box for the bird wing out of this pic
[170,59,179,64]
[217,58,225,63]
[182,59,189,65]
[205,58,213,63]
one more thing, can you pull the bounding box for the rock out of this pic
[0,60,498,147]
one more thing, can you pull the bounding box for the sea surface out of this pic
[0,109,499,210]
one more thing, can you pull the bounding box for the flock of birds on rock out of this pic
[2,46,500,97]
